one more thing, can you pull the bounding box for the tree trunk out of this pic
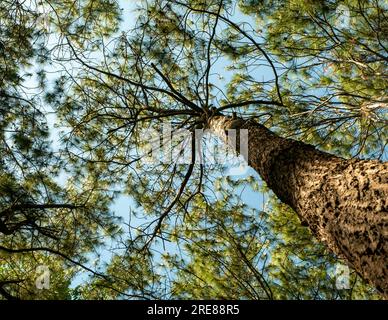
[209,115,388,296]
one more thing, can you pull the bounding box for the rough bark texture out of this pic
[209,115,388,296]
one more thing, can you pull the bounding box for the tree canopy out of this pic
[0,0,386,299]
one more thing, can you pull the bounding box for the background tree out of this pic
[0,0,122,299]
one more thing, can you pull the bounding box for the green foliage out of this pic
[0,0,121,299]
[0,0,385,299]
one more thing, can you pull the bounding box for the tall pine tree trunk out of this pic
[209,115,388,296]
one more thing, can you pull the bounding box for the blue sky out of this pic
[18,0,275,290]
[72,0,273,289]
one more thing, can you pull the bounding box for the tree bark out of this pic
[209,115,388,296]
